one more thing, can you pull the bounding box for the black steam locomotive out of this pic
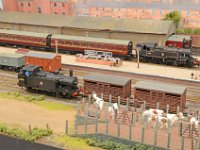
[18,65,80,98]
[137,43,199,67]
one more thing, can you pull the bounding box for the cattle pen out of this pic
[65,95,200,150]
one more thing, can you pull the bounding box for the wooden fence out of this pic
[68,99,200,150]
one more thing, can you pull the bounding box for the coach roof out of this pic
[0,12,174,34]
[84,73,131,86]
[135,81,186,95]
[52,34,131,45]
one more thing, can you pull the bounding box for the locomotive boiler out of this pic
[137,43,199,67]
[18,65,79,98]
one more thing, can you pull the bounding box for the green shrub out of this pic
[194,28,200,34]
[184,28,193,34]
[0,124,52,141]
[86,138,154,150]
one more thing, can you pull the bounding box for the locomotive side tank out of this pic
[18,65,79,98]
[138,43,199,67]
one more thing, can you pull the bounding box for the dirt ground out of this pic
[0,97,76,134]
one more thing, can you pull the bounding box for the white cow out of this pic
[142,109,164,121]
[108,103,119,120]
[92,93,104,110]
[159,112,184,129]
[189,116,199,130]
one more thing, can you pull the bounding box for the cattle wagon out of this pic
[134,81,187,113]
[83,73,132,104]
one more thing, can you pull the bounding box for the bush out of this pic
[0,124,52,141]
[184,28,193,34]
[86,138,154,150]
[194,28,200,34]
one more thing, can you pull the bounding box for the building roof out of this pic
[0,53,24,58]
[0,12,175,35]
[0,29,48,38]
[26,52,56,59]
[84,73,131,86]
[167,35,191,42]
[135,81,186,95]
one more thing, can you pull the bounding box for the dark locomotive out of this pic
[137,43,199,67]
[18,65,80,98]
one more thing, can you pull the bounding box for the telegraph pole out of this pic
[137,48,140,68]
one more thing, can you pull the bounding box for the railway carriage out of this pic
[0,29,49,50]
[51,34,133,59]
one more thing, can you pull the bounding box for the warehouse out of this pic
[0,12,176,49]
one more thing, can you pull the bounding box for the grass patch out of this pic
[33,101,75,111]
[0,92,75,111]
[55,135,101,150]
[0,123,52,141]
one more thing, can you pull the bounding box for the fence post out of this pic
[126,98,129,111]
[75,114,78,135]
[177,106,180,113]
[181,136,184,150]
[143,101,146,111]
[117,122,120,138]
[194,138,200,150]
[166,104,169,114]
[84,117,87,134]
[154,118,159,146]
[101,93,104,99]
[156,102,159,109]
[65,120,68,135]
[84,103,89,117]
[106,119,109,135]
[129,124,132,141]
[179,122,182,136]
[95,118,98,135]
[141,127,145,143]
[77,102,80,115]
[118,96,121,109]
[167,120,171,149]
[109,94,112,106]
[28,125,32,134]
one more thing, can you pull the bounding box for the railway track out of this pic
[0,66,200,104]
[62,64,200,103]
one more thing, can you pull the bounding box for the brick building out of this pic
[2,0,73,16]
[2,0,200,28]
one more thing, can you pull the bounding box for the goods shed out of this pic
[0,12,176,49]
[83,73,132,104]
[134,81,187,113]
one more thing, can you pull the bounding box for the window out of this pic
[28,2,31,7]
[62,12,65,15]
[160,10,163,15]
[54,3,57,7]
[21,3,24,7]
[62,2,65,7]
[38,7,42,13]
[54,12,57,14]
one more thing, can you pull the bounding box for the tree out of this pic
[164,10,181,27]
[194,28,200,34]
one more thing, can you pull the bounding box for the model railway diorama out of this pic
[0,15,200,150]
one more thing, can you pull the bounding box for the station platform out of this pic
[0,46,199,81]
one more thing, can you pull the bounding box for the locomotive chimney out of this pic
[69,69,73,77]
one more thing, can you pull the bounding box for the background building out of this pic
[2,0,200,28]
